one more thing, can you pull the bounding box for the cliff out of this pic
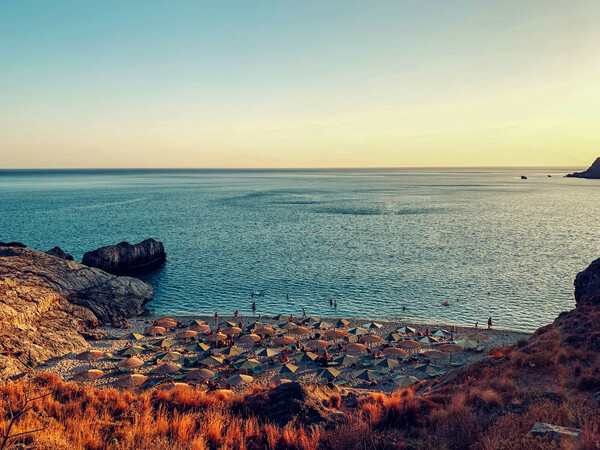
[566,157,600,179]
[82,238,166,275]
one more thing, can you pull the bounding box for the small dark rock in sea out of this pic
[0,242,27,248]
[46,246,74,261]
[521,176,528,180]
[82,238,166,275]
[566,157,600,179]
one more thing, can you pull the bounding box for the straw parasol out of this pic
[397,326,416,334]
[190,324,210,332]
[152,362,181,375]
[279,322,297,330]
[271,363,298,374]
[332,355,359,366]
[391,375,420,387]
[353,369,380,381]
[123,333,144,342]
[362,322,383,330]
[186,342,210,352]
[347,327,368,336]
[144,326,166,337]
[374,358,399,369]
[120,346,145,356]
[421,350,448,364]
[360,334,383,345]
[306,340,329,350]
[323,330,347,340]
[152,339,176,348]
[199,356,224,366]
[438,343,462,362]
[383,347,407,357]
[155,318,177,328]
[118,357,144,370]
[255,348,280,358]
[335,319,350,328]
[468,333,489,342]
[344,343,367,354]
[157,351,182,362]
[206,332,227,342]
[185,368,215,381]
[222,327,242,336]
[226,374,254,387]
[176,330,197,341]
[116,374,148,388]
[273,336,295,345]
[316,368,340,380]
[73,369,104,382]
[417,336,439,344]
[256,327,275,336]
[76,350,104,368]
[288,326,309,336]
[239,334,261,344]
[397,340,421,355]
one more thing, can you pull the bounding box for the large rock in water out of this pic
[0,246,154,323]
[82,239,166,275]
[566,157,600,179]
[45,246,74,261]
[574,257,600,306]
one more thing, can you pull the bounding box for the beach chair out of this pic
[252,366,267,374]
[379,368,391,374]
[451,361,468,367]
[358,359,373,367]
[167,373,186,380]
[211,373,222,380]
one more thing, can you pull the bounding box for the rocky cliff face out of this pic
[566,157,600,179]
[82,239,166,275]
[0,246,154,323]
[45,246,74,261]
[574,257,600,306]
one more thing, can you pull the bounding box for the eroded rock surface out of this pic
[82,238,166,275]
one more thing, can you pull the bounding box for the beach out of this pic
[35,314,530,393]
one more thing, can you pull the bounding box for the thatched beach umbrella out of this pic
[316,368,340,380]
[152,362,181,375]
[421,350,448,364]
[273,336,295,345]
[239,334,260,345]
[190,324,210,333]
[120,346,145,356]
[156,318,177,328]
[144,326,166,337]
[76,350,104,368]
[344,343,367,354]
[222,327,242,336]
[157,351,182,362]
[391,375,420,387]
[353,369,380,381]
[397,340,421,355]
[438,343,462,362]
[335,319,350,328]
[118,357,144,370]
[360,334,383,345]
[256,327,275,336]
[199,356,224,366]
[468,333,489,342]
[226,374,254,387]
[383,347,407,358]
[116,374,148,388]
[186,368,215,381]
[73,369,105,382]
[362,322,383,330]
[306,340,329,350]
[288,326,309,336]
[176,330,197,342]
[323,330,347,340]
[206,332,227,343]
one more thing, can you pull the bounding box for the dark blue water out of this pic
[1,168,597,331]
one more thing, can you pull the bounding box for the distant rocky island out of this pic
[566,157,600,179]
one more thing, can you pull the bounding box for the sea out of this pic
[1,168,598,332]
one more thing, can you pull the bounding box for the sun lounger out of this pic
[451,361,468,367]
[359,359,373,366]
[428,371,446,377]
[211,373,222,380]
[167,373,186,380]
[379,368,391,374]
[252,367,267,374]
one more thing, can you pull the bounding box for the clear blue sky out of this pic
[1,1,599,168]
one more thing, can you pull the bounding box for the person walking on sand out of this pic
[302,308,306,319]
[214,312,219,327]
[488,317,492,329]
[475,321,478,329]
[234,310,238,321]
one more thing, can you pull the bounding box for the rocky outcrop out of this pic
[45,246,74,261]
[566,157,600,179]
[1,246,154,323]
[574,258,600,306]
[82,239,166,275]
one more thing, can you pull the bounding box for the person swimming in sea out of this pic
[252,301,256,311]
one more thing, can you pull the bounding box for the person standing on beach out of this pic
[302,308,306,319]
[234,310,238,321]
[488,317,493,329]
[475,321,478,329]
[214,312,219,327]
[252,301,256,311]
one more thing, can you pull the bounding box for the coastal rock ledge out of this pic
[566,157,600,179]
[82,238,166,275]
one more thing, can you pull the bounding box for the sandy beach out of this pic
[34,313,530,393]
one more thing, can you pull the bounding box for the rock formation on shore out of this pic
[566,157,600,179]
[574,257,600,306]
[82,238,166,275]
[45,246,74,261]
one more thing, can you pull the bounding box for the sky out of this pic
[1,0,599,168]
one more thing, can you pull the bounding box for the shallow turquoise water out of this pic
[1,168,597,332]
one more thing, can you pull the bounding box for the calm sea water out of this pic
[1,168,597,332]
